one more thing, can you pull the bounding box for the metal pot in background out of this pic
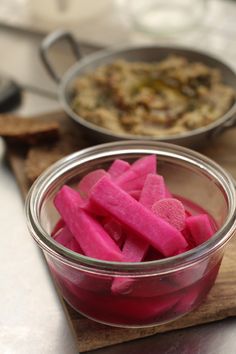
[40,30,236,148]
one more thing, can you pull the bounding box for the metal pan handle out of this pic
[40,30,81,83]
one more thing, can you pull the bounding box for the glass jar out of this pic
[25,141,236,327]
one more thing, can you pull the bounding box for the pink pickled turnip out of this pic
[51,218,65,237]
[112,174,169,293]
[114,174,168,266]
[78,169,109,199]
[54,226,73,246]
[81,198,109,217]
[54,185,124,262]
[131,154,156,173]
[89,176,188,257]
[139,174,167,209]
[128,190,141,200]
[116,174,169,268]
[181,227,195,247]
[108,159,130,179]
[67,238,84,253]
[152,198,186,231]
[76,169,111,216]
[186,214,215,246]
[116,275,176,298]
[115,155,157,191]
[120,233,148,263]
[111,234,148,294]
[103,218,125,246]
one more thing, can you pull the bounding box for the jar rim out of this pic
[25,141,236,276]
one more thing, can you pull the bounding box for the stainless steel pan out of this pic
[40,30,236,148]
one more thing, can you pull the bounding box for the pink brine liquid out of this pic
[49,199,221,327]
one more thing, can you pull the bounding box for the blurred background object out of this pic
[118,0,207,36]
[0,75,22,112]
[27,0,112,25]
[0,0,235,51]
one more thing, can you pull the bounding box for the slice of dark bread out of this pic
[2,111,92,183]
[0,114,59,144]
[24,115,91,183]
[25,141,76,183]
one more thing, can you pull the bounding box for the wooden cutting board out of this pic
[5,111,236,353]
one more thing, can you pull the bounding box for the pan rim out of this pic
[59,44,236,142]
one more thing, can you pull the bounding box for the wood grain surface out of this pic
[5,111,236,353]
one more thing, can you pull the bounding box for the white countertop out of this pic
[0,94,78,354]
[0,1,236,353]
